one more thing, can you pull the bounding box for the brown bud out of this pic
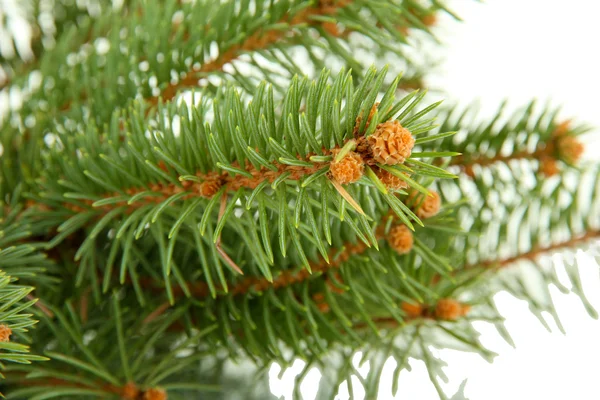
[552,120,572,137]
[157,160,169,173]
[376,168,408,191]
[557,135,584,165]
[330,149,364,184]
[464,164,475,178]
[143,388,167,400]
[413,191,441,219]
[435,298,469,320]
[368,120,414,165]
[421,13,437,27]
[322,21,339,36]
[312,293,326,303]
[198,177,222,198]
[317,302,331,313]
[539,156,559,177]
[353,103,379,136]
[400,301,423,318]
[388,224,414,255]
[122,382,140,400]
[0,324,12,342]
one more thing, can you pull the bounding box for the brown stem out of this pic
[164,232,380,301]
[450,146,551,175]
[471,229,600,270]
[68,156,329,215]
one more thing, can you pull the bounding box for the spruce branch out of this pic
[28,67,451,290]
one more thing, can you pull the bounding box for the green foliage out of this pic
[0,1,598,399]
[28,67,450,299]
[0,271,48,373]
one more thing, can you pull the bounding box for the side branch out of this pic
[147,0,352,108]
[471,229,600,271]
[181,232,380,299]
[449,121,583,177]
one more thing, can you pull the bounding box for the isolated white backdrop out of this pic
[269,0,600,399]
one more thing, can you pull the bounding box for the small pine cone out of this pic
[0,324,12,342]
[329,149,364,184]
[198,177,222,198]
[122,382,140,400]
[368,120,415,165]
[388,224,413,255]
[143,388,167,400]
[400,301,423,318]
[414,191,441,219]
[434,298,468,320]
[376,168,408,191]
[557,135,584,165]
[539,156,559,177]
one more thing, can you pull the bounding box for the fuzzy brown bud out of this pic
[557,135,584,165]
[388,224,414,255]
[413,191,441,219]
[329,149,364,184]
[0,324,11,342]
[552,120,572,137]
[376,168,409,191]
[198,177,222,198]
[400,301,423,318]
[122,382,140,400]
[435,299,470,320]
[421,13,437,27]
[368,120,414,165]
[539,156,559,177]
[143,388,167,400]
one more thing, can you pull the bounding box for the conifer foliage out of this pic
[0,1,597,399]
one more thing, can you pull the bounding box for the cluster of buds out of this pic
[330,104,416,191]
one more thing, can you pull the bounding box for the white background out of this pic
[270,0,600,398]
